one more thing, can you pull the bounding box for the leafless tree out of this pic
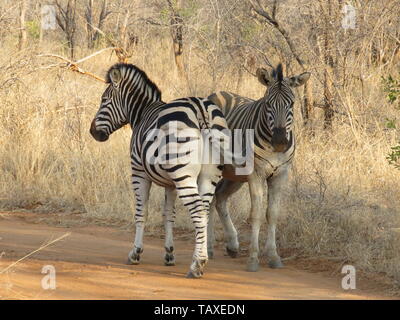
[249,0,315,127]
[55,0,77,59]
[85,0,111,49]
[166,0,186,80]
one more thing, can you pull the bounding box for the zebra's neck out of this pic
[128,97,163,128]
[125,77,163,128]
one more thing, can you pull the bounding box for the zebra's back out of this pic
[208,91,254,116]
[131,97,228,187]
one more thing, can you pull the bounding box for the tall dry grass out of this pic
[1,38,400,288]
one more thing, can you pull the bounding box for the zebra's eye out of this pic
[102,97,111,104]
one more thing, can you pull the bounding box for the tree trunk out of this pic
[323,0,334,129]
[170,6,184,77]
[302,77,314,126]
[86,0,94,48]
[323,68,334,129]
[167,0,190,90]
[38,2,43,45]
[19,0,28,50]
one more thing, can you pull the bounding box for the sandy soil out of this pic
[0,212,396,300]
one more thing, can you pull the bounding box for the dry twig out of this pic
[38,47,119,83]
[0,232,71,274]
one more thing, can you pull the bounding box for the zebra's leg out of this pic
[211,179,242,258]
[263,168,288,268]
[175,178,208,278]
[163,187,177,266]
[199,166,223,260]
[207,200,216,259]
[247,173,264,272]
[127,176,152,265]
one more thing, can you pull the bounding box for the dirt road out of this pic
[0,212,395,299]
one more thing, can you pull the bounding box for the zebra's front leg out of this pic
[163,187,177,266]
[247,173,264,272]
[127,176,151,265]
[264,168,288,268]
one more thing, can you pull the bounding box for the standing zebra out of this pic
[207,64,310,271]
[90,63,228,278]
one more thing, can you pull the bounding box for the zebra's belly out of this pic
[139,161,174,187]
[140,159,203,188]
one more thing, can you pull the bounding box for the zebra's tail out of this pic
[202,100,231,166]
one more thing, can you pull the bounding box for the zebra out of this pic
[89,63,229,278]
[207,63,310,271]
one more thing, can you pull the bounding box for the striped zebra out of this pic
[207,64,310,271]
[89,63,228,278]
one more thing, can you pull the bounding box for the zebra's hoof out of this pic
[268,257,284,269]
[187,259,207,278]
[226,247,239,258]
[127,247,143,265]
[164,253,175,266]
[127,257,140,265]
[186,270,203,279]
[246,258,259,272]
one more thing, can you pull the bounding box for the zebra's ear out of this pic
[256,68,273,87]
[287,72,311,87]
[109,68,122,85]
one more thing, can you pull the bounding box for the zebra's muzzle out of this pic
[90,119,109,142]
[271,127,288,152]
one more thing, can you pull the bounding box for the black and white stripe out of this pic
[90,63,228,278]
[207,64,310,271]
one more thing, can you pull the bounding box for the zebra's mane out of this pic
[105,63,162,99]
[272,63,283,83]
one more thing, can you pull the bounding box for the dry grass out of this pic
[1,38,400,289]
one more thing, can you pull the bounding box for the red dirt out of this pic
[0,212,396,300]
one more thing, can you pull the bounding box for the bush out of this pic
[383,74,400,169]
[26,20,40,40]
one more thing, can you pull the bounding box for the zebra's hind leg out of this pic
[207,201,216,259]
[127,176,151,265]
[175,178,208,279]
[211,179,241,258]
[199,167,222,260]
[163,187,177,266]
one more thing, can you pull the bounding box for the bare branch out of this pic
[38,51,111,83]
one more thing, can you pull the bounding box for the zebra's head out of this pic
[90,63,161,142]
[256,64,310,152]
